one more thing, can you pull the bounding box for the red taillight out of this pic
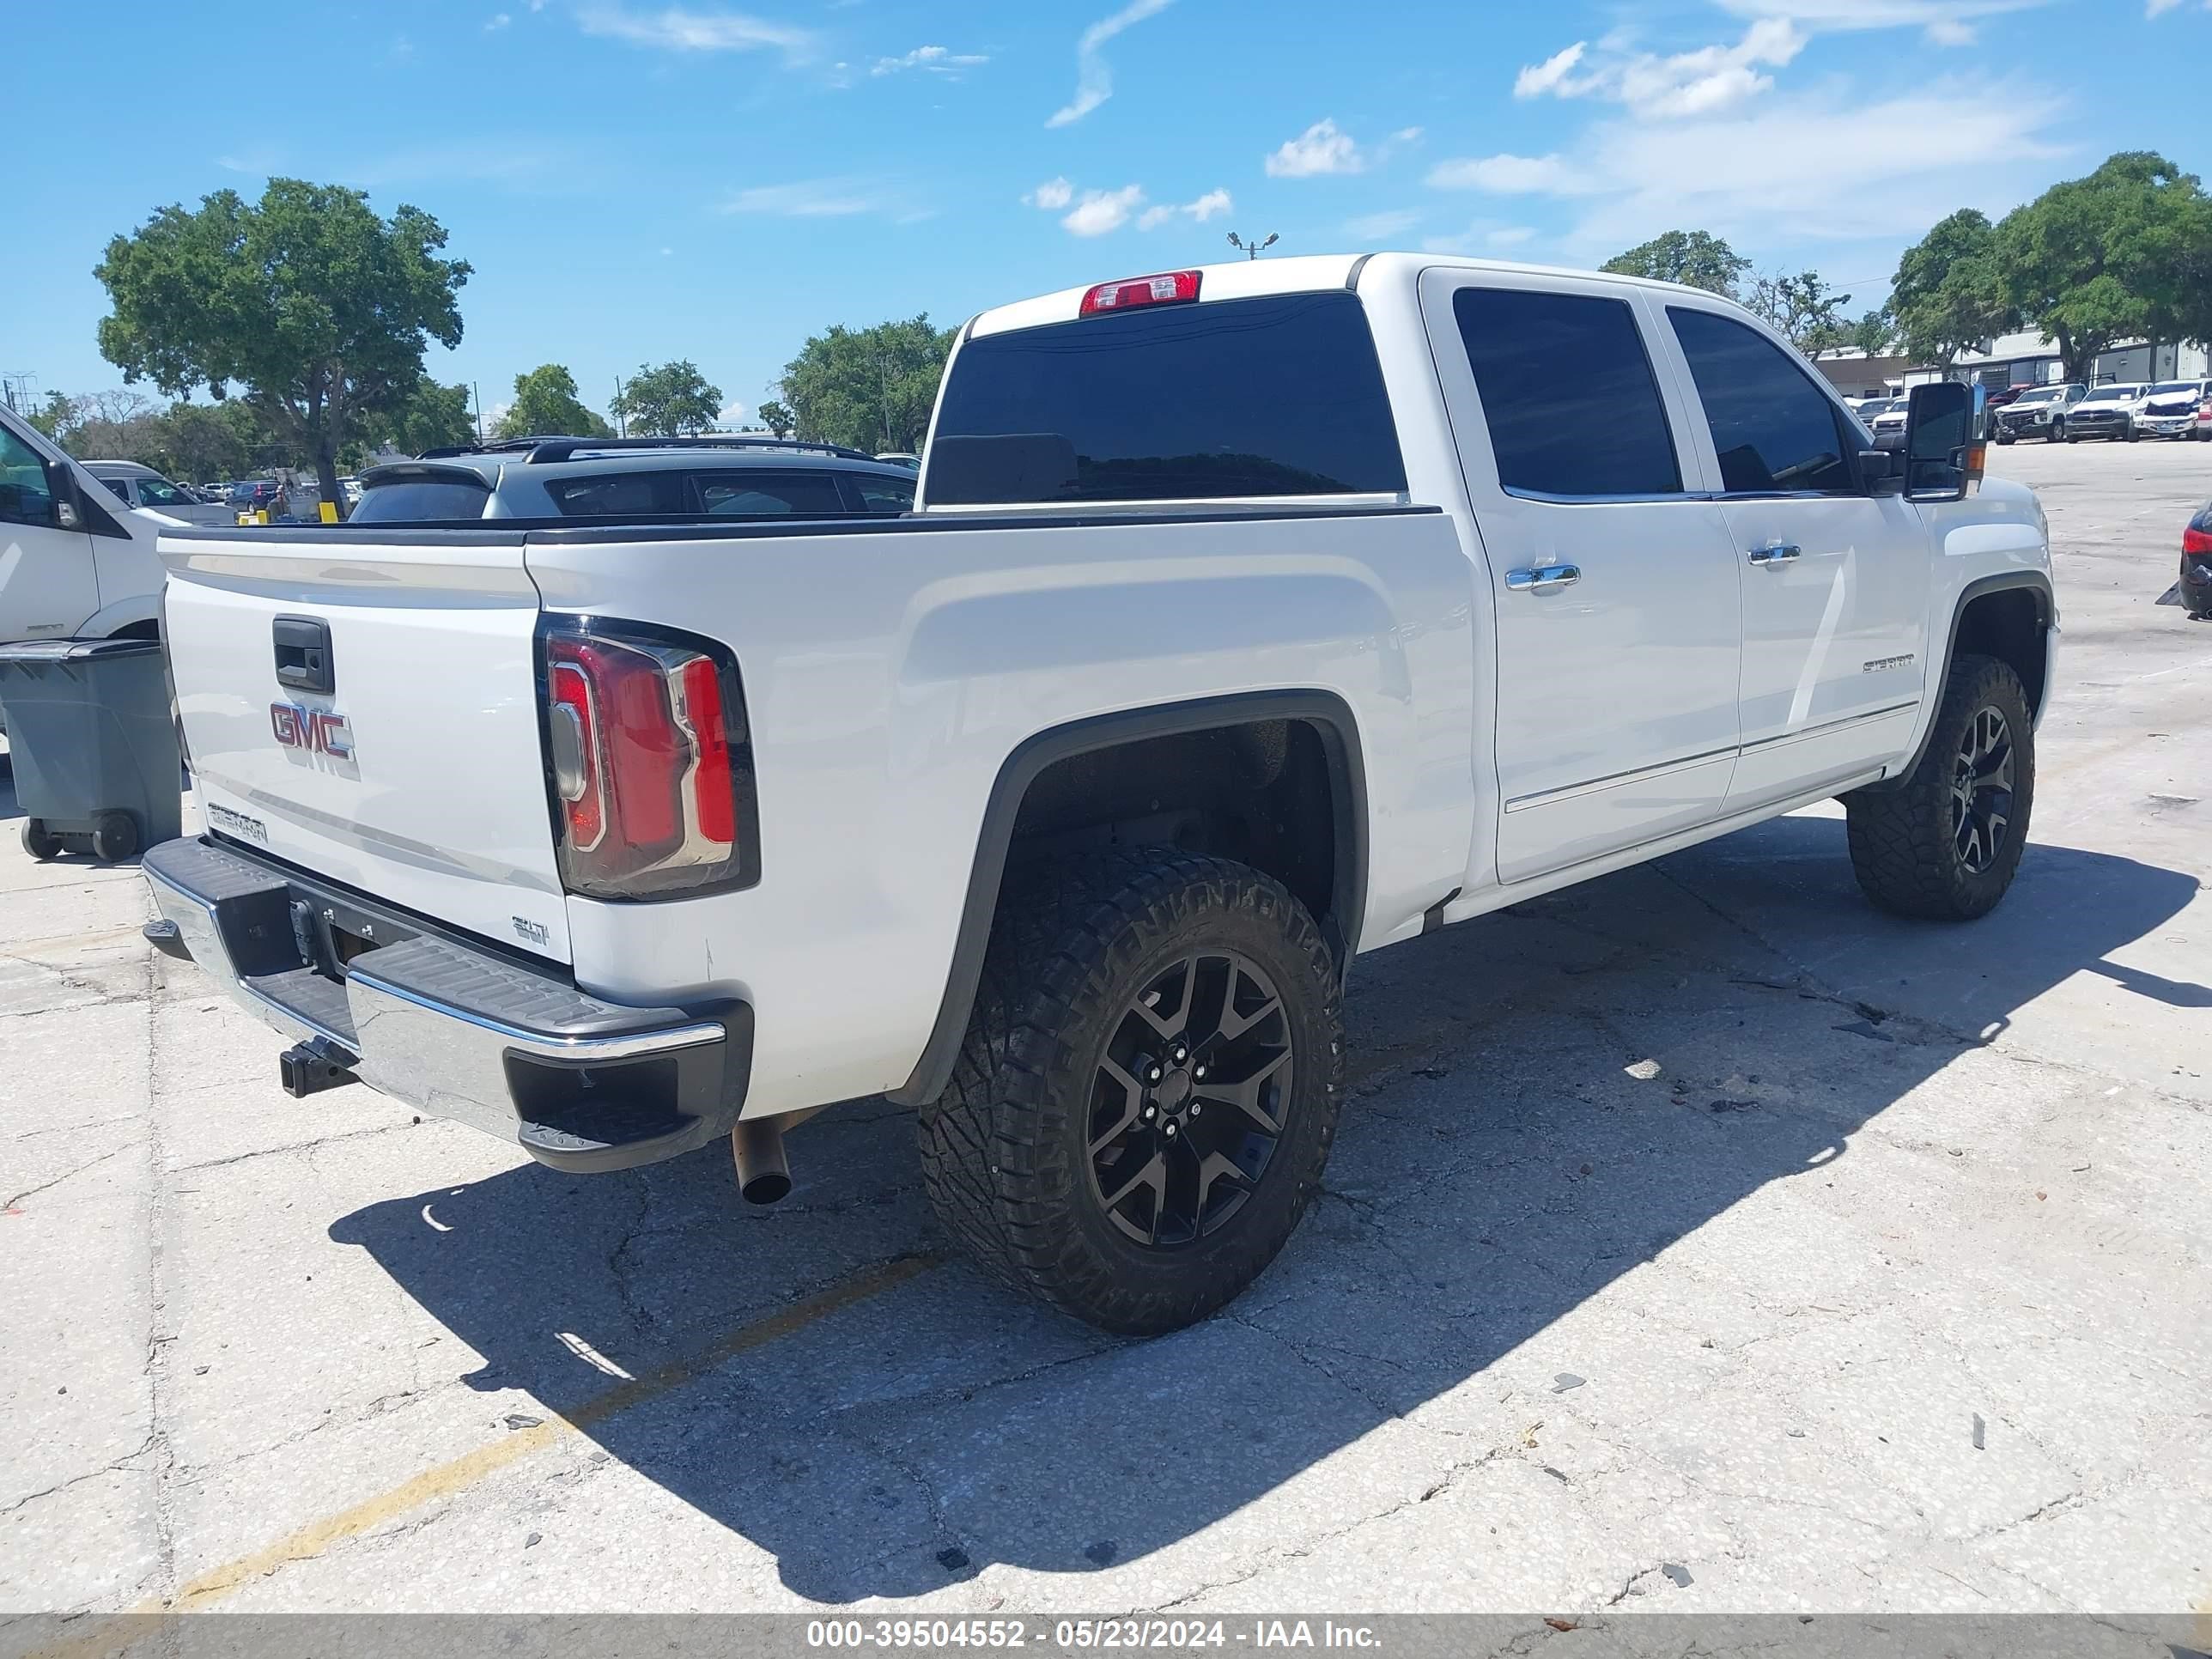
[2185,526,2212,556]
[542,623,757,900]
[1079,270,1201,317]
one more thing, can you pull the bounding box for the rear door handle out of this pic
[1505,563,1581,592]
[1747,543,1802,566]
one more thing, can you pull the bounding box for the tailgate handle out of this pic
[273,617,335,696]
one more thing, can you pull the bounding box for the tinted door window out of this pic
[0,427,56,528]
[692,471,847,516]
[1668,307,1856,494]
[853,476,915,514]
[100,477,134,501]
[929,292,1407,505]
[1452,288,1682,497]
[544,472,684,517]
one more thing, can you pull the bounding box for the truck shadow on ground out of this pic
[328,812,2199,1601]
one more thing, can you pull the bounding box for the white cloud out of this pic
[1511,20,1805,119]
[1024,177,1074,210]
[1427,152,1588,194]
[577,5,817,57]
[485,11,512,29]
[719,177,902,216]
[1345,209,1422,240]
[1137,187,1232,228]
[872,44,988,76]
[1266,118,1364,178]
[1062,185,1146,236]
[1549,82,2067,252]
[1516,42,1587,98]
[718,401,750,426]
[1048,0,1173,127]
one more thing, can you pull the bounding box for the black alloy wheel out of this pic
[1085,950,1292,1249]
[1950,705,2015,876]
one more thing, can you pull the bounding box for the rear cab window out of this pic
[927,290,1407,506]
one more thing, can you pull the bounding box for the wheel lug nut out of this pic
[1164,1122,1177,1138]
[1189,1103,1201,1117]
[1142,1105,1156,1121]
[1194,1065,1206,1079]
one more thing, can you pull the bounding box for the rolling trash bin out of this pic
[0,638,182,863]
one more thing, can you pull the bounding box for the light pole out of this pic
[1226,232,1279,261]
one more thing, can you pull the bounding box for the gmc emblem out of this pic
[270,702,355,759]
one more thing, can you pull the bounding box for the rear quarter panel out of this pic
[526,512,1478,1114]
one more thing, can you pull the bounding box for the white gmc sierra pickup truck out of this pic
[143,254,2056,1334]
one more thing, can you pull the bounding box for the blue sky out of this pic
[7,0,2209,428]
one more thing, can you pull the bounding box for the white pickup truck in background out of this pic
[143,253,2056,1334]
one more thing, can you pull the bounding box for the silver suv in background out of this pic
[82,461,234,526]
[347,435,917,523]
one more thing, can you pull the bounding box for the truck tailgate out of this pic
[160,531,570,963]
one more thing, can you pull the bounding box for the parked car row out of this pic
[1991,379,2212,444]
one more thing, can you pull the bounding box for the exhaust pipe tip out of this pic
[731,1117,792,1206]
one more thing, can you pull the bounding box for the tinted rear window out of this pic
[1452,288,1681,497]
[348,476,492,522]
[928,292,1407,505]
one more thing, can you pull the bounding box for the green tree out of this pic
[157,401,261,482]
[777,316,955,453]
[757,398,796,440]
[27,392,81,441]
[612,361,722,437]
[1847,308,1896,356]
[1601,230,1751,296]
[1994,151,2212,383]
[93,177,470,513]
[497,363,612,440]
[343,377,476,468]
[1889,209,2014,369]
[1745,270,1854,350]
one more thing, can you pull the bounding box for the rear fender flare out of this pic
[886,690,1369,1108]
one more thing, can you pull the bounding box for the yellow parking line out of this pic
[40,1251,943,1653]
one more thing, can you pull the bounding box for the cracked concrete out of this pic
[1,441,2208,1619]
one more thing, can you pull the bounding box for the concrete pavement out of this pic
[2,440,2207,1621]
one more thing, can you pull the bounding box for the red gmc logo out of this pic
[270,702,355,758]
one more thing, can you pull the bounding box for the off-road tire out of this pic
[917,848,1343,1336]
[1844,653,2034,921]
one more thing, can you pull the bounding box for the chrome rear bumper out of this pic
[143,837,751,1172]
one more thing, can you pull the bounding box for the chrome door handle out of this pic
[1747,543,1802,566]
[1505,563,1581,592]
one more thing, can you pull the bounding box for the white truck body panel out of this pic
[150,251,2055,1141]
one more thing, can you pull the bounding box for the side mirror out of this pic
[43,457,85,530]
[1903,381,1984,502]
